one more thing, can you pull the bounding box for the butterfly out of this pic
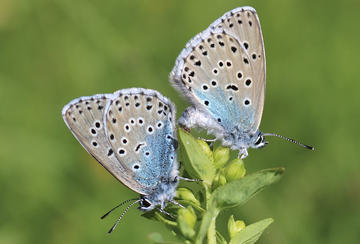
[62,88,180,233]
[170,6,313,158]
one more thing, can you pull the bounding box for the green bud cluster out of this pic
[145,129,284,244]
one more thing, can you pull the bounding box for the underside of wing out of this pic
[104,88,178,195]
[210,7,266,130]
[170,6,266,133]
[62,94,148,195]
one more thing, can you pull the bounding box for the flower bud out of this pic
[177,206,197,239]
[212,172,227,190]
[176,187,200,206]
[224,158,246,182]
[228,215,246,239]
[213,146,230,169]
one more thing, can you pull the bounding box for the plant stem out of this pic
[207,215,217,244]
[195,207,220,244]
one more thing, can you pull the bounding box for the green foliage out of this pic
[228,215,245,239]
[1,1,359,243]
[178,131,216,186]
[144,129,284,243]
[229,219,273,244]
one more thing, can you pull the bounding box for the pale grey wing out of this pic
[62,94,146,194]
[104,88,177,195]
[170,6,265,134]
[210,6,266,131]
[170,30,258,133]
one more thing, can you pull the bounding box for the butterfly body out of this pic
[178,105,266,159]
[62,88,178,211]
[171,6,267,158]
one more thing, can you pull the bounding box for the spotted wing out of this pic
[62,94,147,194]
[104,88,178,195]
[170,6,265,134]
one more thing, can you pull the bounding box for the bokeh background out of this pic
[1,0,359,243]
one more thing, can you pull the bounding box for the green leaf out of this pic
[197,139,213,159]
[228,215,245,239]
[210,168,285,210]
[229,218,273,244]
[176,187,201,207]
[216,231,228,244]
[178,129,216,185]
[177,199,205,213]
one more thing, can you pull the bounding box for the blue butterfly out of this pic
[170,6,313,158]
[62,88,180,232]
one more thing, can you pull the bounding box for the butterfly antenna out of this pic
[107,199,140,234]
[263,133,314,150]
[101,198,138,219]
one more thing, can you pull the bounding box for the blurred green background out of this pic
[1,0,359,243]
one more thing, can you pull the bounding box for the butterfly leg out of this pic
[169,199,185,209]
[201,138,216,143]
[198,137,216,148]
[177,176,202,182]
[159,208,175,219]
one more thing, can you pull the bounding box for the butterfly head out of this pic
[139,196,155,211]
[228,129,268,151]
[251,132,268,149]
[139,176,179,212]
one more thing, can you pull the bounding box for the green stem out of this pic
[207,215,217,244]
[203,183,211,209]
[195,207,220,244]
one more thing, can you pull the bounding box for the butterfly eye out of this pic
[255,136,263,145]
[142,198,152,208]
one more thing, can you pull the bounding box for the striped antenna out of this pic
[263,133,314,150]
[107,199,140,234]
[101,198,138,219]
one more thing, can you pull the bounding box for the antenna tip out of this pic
[108,227,114,235]
[306,145,315,150]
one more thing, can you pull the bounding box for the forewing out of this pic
[104,88,177,195]
[62,94,145,193]
[170,6,265,133]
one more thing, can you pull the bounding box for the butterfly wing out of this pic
[104,88,178,195]
[62,93,148,195]
[170,6,265,134]
[211,7,266,131]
